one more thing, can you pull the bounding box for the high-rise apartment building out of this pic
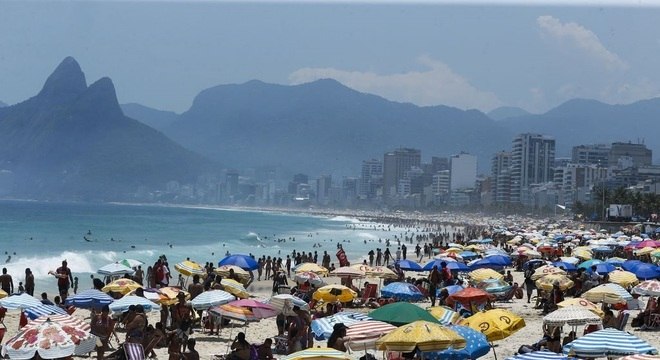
[511,134,555,204]
[359,159,383,198]
[491,151,512,203]
[571,144,610,166]
[383,148,421,198]
[609,142,652,168]
[449,153,477,190]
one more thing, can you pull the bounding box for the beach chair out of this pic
[124,342,146,360]
[617,311,630,331]
[354,283,378,307]
[273,336,288,355]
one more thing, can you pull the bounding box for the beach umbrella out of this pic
[535,274,574,291]
[64,289,114,310]
[434,256,457,263]
[294,271,325,286]
[424,259,452,271]
[581,283,633,305]
[97,263,135,276]
[459,309,525,342]
[459,251,479,260]
[562,328,658,358]
[396,259,423,271]
[267,294,309,316]
[294,262,329,275]
[632,280,660,296]
[506,351,575,360]
[227,299,277,319]
[108,295,160,314]
[0,289,7,299]
[156,286,190,305]
[531,265,566,280]
[560,257,580,265]
[376,320,466,352]
[350,264,373,273]
[608,270,640,287]
[445,248,463,254]
[101,278,142,295]
[470,255,511,270]
[617,355,660,360]
[557,298,604,317]
[312,284,357,303]
[590,263,616,275]
[578,259,603,270]
[477,278,512,294]
[281,347,351,360]
[552,261,577,272]
[635,240,660,248]
[573,249,593,260]
[428,306,460,325]
[174,260,206,276]
[523,259,548,270]
[469,268,503,283]
[445,262,470,272]
[0,293,42,310]
[381,282,424,301]
[366,266,398,279]
[369,302,438,326]
[26,314,96,357]
[344,320,397,350]
[311,312,371,340]
[622,260,644,272]
[446,288,494,311]
[209,304,253,323]
[118,258,144,268]
[23,304,68,320]
[631,263,660,280]
[606,257,627,267]
[190,290,235,310]
[440,285,464,296]
[220,279,249,299]
[448,243,464,249]
[422,324,491,360]
[218,254,258,271]
[542,306,602,327]
[214,265,250,279]
[2,318,92,360]
[330,266,365,278]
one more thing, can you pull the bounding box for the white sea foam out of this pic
[328,216,361,224]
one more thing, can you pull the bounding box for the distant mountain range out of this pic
[120,103,179,130]
[487,106,531,121]
[0,100,7,107]
[0,57,213,200]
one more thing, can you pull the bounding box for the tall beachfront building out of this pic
[491,151,512,204]
[449,152,477,191]
[383,148,421,198]
[511,133,556,204]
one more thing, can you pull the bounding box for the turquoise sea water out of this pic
[0,200,390,294]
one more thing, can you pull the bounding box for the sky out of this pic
[2,1,660,114]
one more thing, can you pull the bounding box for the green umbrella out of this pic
[369,302,438,326]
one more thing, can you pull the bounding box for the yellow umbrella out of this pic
[445,248,463,254]
[221,279,250,299]
[158,287,190,305]
[428,306,460,325]
[573,248,593,260]
[464,245,482,252]
[0,289,7,299]
[312,284,357,303]
[282,347,352,360]
[459,309,525,341]
[581,283,631,304]
[101,278,142,295]
[507,238,521,245]
[366,266,398,279]
[557,298,604,318]
[608,270,639,288]
[295,263,329,275]
[174,260,206,276]
[636,247,656,256]
[531,265,566,280]
[522,249,542,258]
[535,274,574,291]
[469,268,503,283]
[376,320,466,352]
[214,265,250,280]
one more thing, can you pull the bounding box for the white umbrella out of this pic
[190,290,235,310]
[98,263,135,276]
[108,295,160,314]
[543,306,602,327]
[267,294,308,316]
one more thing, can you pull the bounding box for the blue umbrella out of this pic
[218,254,258,270]
[479,238,493,244]
[552,261,577,272]
[605,258,626,267]
[310,312,370,340]
[422,324,490,360]
[562,328,657,357]
[587,263,615,275]
[507,351,575,360]
[578,259,603,270]
[24,304,68,320]
[592,246,613,253]
[632,263,660,280]
[622,260,644,272]
[64,289,114,310]
[470,255,511,270]
[438,285,464,296]
[523,259,547,270]
[423,259,449,271]
[446,262,470,272]
[381,282,424,301]
[460,251,479,260]
[396,259,422,271]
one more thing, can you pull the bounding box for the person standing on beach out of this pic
[0,268,13,294]
[286,256,291,277]
[134,266,144,285]
[376,249,382,266]
[368,250,375,266]
[25,268,34,296]
[55,260,73,301]
[384,248,391,265]
[401,244,407,260]
[428,265,441,307]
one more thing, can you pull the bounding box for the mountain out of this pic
[487,106,531,121]
[499,98,660,157]
[164,79,512,175]
[0,101,6,107]
[121,103,179,130]
[0,57,213,200]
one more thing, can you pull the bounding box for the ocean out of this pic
[0,200,401,294]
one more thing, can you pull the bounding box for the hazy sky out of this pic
[2,1,660,114]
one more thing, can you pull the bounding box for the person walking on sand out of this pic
[0,268,13,294]
[50,260,73,301]
[25,268,35,296]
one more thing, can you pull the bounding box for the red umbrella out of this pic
[446,287,494,310]
[635,240,660,249]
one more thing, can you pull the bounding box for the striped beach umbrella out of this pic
[65,289,114,310]
[108,295,160,314]
[428,306,460,326]
[381,282,424,301]
[24,304,68,320]
[617,355,660,360]
[282,347,351,360]
[209,304,253,322]
[190,290,235,310]
[97,263,135,276]
[423,324,490,360]
[563,328,658,357]
[543,306,602,327]
[174,260,206,276]
[469,268,503,283]
[581,283,633,305]
[557,298,604,318]
[345,320,397,349]
[220,279,249,299]
[609,270,640,288]
[311,312,371,340]
[0,293,42,309]
[266,294,309,316]
[294,271,324,286]
[506,351,575,360]
[294,262,329,275]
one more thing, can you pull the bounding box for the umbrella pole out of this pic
[490,342,497,360]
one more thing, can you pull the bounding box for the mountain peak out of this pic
[74,77,123,118]
[38,56,87,103]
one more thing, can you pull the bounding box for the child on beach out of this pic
[17,282,24,294]
[73,277,79,294]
